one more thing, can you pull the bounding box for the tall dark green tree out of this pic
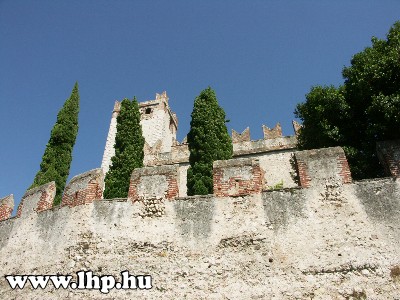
[103,97,144,199]
[30,82,80,205]
[187,87,233,195]
[295,21,400,179]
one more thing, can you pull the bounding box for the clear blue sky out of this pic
[1,1,399,210]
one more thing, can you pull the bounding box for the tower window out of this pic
[145,108,152,114]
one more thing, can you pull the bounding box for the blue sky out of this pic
[1,1,399,211]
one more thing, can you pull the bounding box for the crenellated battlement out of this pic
[0,145,359,222]
[1,93,400,299]
[1,144,399,299]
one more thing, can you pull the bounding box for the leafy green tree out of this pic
[30,82,80,205]
[103,97,144,199]
[187,87,233,195]
[295,21,400,179]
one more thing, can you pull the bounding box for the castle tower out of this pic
[101,91,178,175]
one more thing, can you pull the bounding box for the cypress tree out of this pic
[187,87,233,195]
[30,82,80,205]
[103,97,144,199]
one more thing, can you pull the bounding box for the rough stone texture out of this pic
[139,92,177,154]
[61,169,104,207]
[292,120,302,135]
[295,147,352,188]
[0,195,14,221]
[258,150,298,189]
[145,143,189,166]
[377,139,400,177]
[262,123,282,139]
[0,177,399,299]
[232,127,250,143]
[178,164,190,197]
[213,158,264,197]
[232,135,297,156]
[128,165,179,202]
[17,181,56,218]
[101,92,178,175]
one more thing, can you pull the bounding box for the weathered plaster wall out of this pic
[0,179,399,299]
[2,146,399,299]
[258,151,298,189]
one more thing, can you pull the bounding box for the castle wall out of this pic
[100,101,120,175]
[141,105,174,153]
[0,178,399,299]
[61,169,104,207]
[257,150,298,189]
[2,146,399,298]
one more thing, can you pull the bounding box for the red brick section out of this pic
[166,174,179,199]
[213,159,264,197]
[128,165,179,203]
[262,123,282,139]
[377,140,400,177]
[232,127,251,143]
[0,195,14,221]
[17,182,56,217]
[295,157,311,188]
[294,147,352,188]
[337,153,352,184]
[62,179,103,207]
[61,169,104,208]
[128,177,141,202]
[36,183,56,213]
[16,202,23,218]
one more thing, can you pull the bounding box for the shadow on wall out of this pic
[174,196,214,239]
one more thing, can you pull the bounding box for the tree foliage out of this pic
[187,87,233,195]
[295,21,400,179]
[30,82,80,205]
[103,97,144,199]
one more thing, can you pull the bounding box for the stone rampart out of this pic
[213,158,264,197]
[61,169,104,207]
[128,164,179,202]
[0,176,399,299]
[377,139,400,177]
[0,195,14,221]
[17,181,56,218]
[294,146,352,188]
[0,146,399,298]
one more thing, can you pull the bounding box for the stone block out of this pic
[17,182,56,218]
[213,158,264,197]
[0,194,14,221]
[128,165,179,202]
[262,123,282,139]
[232,127,250,143]
[294,147,352,188]
[61,169,104,207]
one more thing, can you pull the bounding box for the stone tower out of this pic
[101,91,178,174]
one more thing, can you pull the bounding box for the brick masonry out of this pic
[294,147,352,188]
[0,194,14,221]
[262,123,282,139]
[61,169,104,207]
[377,139,400,177]
[128,165,179,202]
[232,127,250,143]
[17,181,56,218]
[213,158,265,197]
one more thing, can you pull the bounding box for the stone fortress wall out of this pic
[1,93,400,299]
